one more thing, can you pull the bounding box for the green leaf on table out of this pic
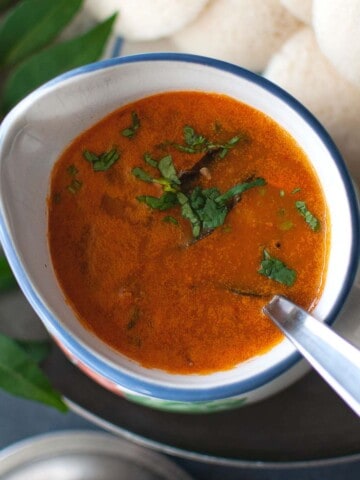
[0,0,83,67]
[0,255,17,291]
[0,333,68,411]
[1,13,117,113]
[15,339,51,364]
[0,0,16,13]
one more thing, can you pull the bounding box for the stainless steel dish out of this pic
[0,431,193,480]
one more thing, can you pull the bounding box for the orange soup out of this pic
[48,91,329,374]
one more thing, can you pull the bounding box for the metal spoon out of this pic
[263,295,360,417]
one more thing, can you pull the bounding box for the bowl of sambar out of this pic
[0,53,358,413]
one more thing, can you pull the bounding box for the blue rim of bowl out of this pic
[0,53,359,402]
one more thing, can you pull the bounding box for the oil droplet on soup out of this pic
[48,91,329,374]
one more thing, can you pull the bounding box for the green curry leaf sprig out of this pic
[132,154,265,239]
[0,0,116,115]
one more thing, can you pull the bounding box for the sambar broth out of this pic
[48,91,329,374]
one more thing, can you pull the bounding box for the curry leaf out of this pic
[258,249,296,286]
[0,333,68,411]
[0,256,17,291]
[0,0,83,67]
[1,13,117,113]
[15,339,51,364]
[0,0,16,13]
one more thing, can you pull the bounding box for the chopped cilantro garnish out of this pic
[67,178,82,194]
[143,152,158,168]
[215,177,266,204]
[83,147,119,172]
[121,111,140,138]
[132,167,153,183]
[258,249,296,286]
[137,191,178,211]
[295,201,320,231]
[291,187,301,194]
[66,164,78,176]
[162,215,178,225]
[173,125,242,158]
[158,155,181,184]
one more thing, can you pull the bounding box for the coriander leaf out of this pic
[162,215,178,225]
[121,111,140,138]
[0,0,83,67]
[66,164,78,176]
[1,14,116,113]
[143,153,158,168]
[258,249,296,286]
[83,147,119,172]
[177,192,201,237]
[216,177,266,204]
[137,191,178,211]
[184,125,206,149]
[0,333,68,412]
[292,187,301,194]
[132,167,153,183]
[158,155,181,184]
[295,201,320,231]
[189,187,227,230]
[67,178,82,194]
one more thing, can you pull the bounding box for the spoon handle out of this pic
[264,295,360,417]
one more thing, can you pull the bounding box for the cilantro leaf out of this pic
[295,201,320,231]
[216,177,266,204]
[258,249,296,286]
[177,192,201,237]
[121,111,140,138]
[137,191,178,211]
[83,147,119,172]
[132,167,153,183]
[158,155,181,184]
[173,125,242,157]
[162,215,178,225]
[143,152,158,168]
[190,187,227,230]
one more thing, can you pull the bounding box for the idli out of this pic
[84,0,208,41]
[280,0,312,24]
[265,28,360,185]
[172,0,301,72]
[313,0,360,88]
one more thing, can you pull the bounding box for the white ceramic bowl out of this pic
[0,53,358,413]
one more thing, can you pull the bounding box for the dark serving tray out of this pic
[43,344,360,468]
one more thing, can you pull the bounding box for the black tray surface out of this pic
[43,345,360,465]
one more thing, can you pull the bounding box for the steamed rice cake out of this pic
[313,0,360,88]
[280,0,312,24]
[84,0,208,41]
[265,27,360,186]
[172,0,301,71]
